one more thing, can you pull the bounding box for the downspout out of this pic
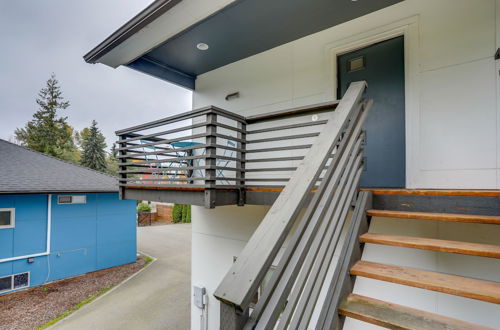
[0,194,52,263]
[46,194,51,253]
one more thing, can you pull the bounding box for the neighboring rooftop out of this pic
[0,139,118,194]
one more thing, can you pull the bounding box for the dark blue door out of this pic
[338,36,405,188]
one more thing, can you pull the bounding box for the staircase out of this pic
[214,82,500,329]
[338,189,500,329]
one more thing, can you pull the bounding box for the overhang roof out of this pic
[85,0,402,90]
[0,139,118,194]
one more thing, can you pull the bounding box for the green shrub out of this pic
[185,205,191,223]
[182,204,192,223]
[137,202,151,213]
[172,204,183,223]
[172,204,191,223]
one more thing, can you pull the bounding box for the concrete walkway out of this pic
[52,224,191,330]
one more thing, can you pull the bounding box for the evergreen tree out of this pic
[80,120,107,172]
[111,143,118,158]
[106,144,119,177]
[15,74,77,161]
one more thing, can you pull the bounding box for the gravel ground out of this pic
[0,257,147,330]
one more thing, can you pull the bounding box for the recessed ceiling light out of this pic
[197,43,209,51]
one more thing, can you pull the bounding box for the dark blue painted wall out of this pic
[0,193,136,294]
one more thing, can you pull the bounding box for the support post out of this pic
[205,112,217,208]
[220,302,249,330]
[118,135,127,200]
[237,121,246,206]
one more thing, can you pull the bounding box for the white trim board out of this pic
[0,194,52,263]
[324,16,420,189]
[0,208,15,229]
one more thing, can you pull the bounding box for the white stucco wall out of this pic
[194,0,500,190]
[191,1,500,329]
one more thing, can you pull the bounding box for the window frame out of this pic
[0,208,15,229]
[0,272,30,293]
[57,195,87,205]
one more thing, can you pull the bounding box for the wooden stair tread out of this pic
[360,188,500,197]
[350,261,500,304]
[339,294,493,330]
[367,210,500,224]
[359,233,500,258]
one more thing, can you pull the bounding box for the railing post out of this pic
[220,301,248,330]
[117,135,127,200]
[205,112,217,208]
[237,121,246,206]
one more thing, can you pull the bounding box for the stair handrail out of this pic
[214,81,370,328]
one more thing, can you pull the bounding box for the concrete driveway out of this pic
[52,224,191,330]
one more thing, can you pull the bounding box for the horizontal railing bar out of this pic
[124,141,174,151]
[120,155,239,166]
[213,144,245,153]
[245,167,297,172]
[117,144,208,158]
[120,132,164,142]
[246,100,339,124]
[247,133,319,144]
[118,122,210,144]
[124,177,204,182]
[116,106,246,135]
[213,133,246,143]
[246,120,327,135]
[121,183,244,189]
[117,109,212,135]
[118,133,209,150]
[119,165,242,174]
[246,156,304,163]
[244,179,289,182]
[121,183,207,189]
[215,122,246,134]
[246,145,312,153]
[121,157,202,166]
[124,177,248,182]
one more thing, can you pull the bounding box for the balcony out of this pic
[116,101,340,208]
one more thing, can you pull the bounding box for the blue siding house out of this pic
[0,139,136,295]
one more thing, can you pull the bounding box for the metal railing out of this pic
[116,99,340,207]
[116,106,247,208]
[213,82,372,329]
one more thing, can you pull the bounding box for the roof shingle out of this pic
[0,139,117,194]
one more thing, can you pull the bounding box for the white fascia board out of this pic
[99,0,238,68]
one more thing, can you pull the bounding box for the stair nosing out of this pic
[366,209,500,224]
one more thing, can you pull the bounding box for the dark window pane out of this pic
[13,273,29,289]
[0,276,11,291]
[0,211,11,226]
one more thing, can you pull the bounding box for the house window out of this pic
[0,276,11,292]
[57,195,87,204]
[0,208,15,229]
[0,272,29,293]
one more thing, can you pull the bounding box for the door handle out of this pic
[496,48,500,60]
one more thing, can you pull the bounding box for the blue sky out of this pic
[0,0,192,149]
